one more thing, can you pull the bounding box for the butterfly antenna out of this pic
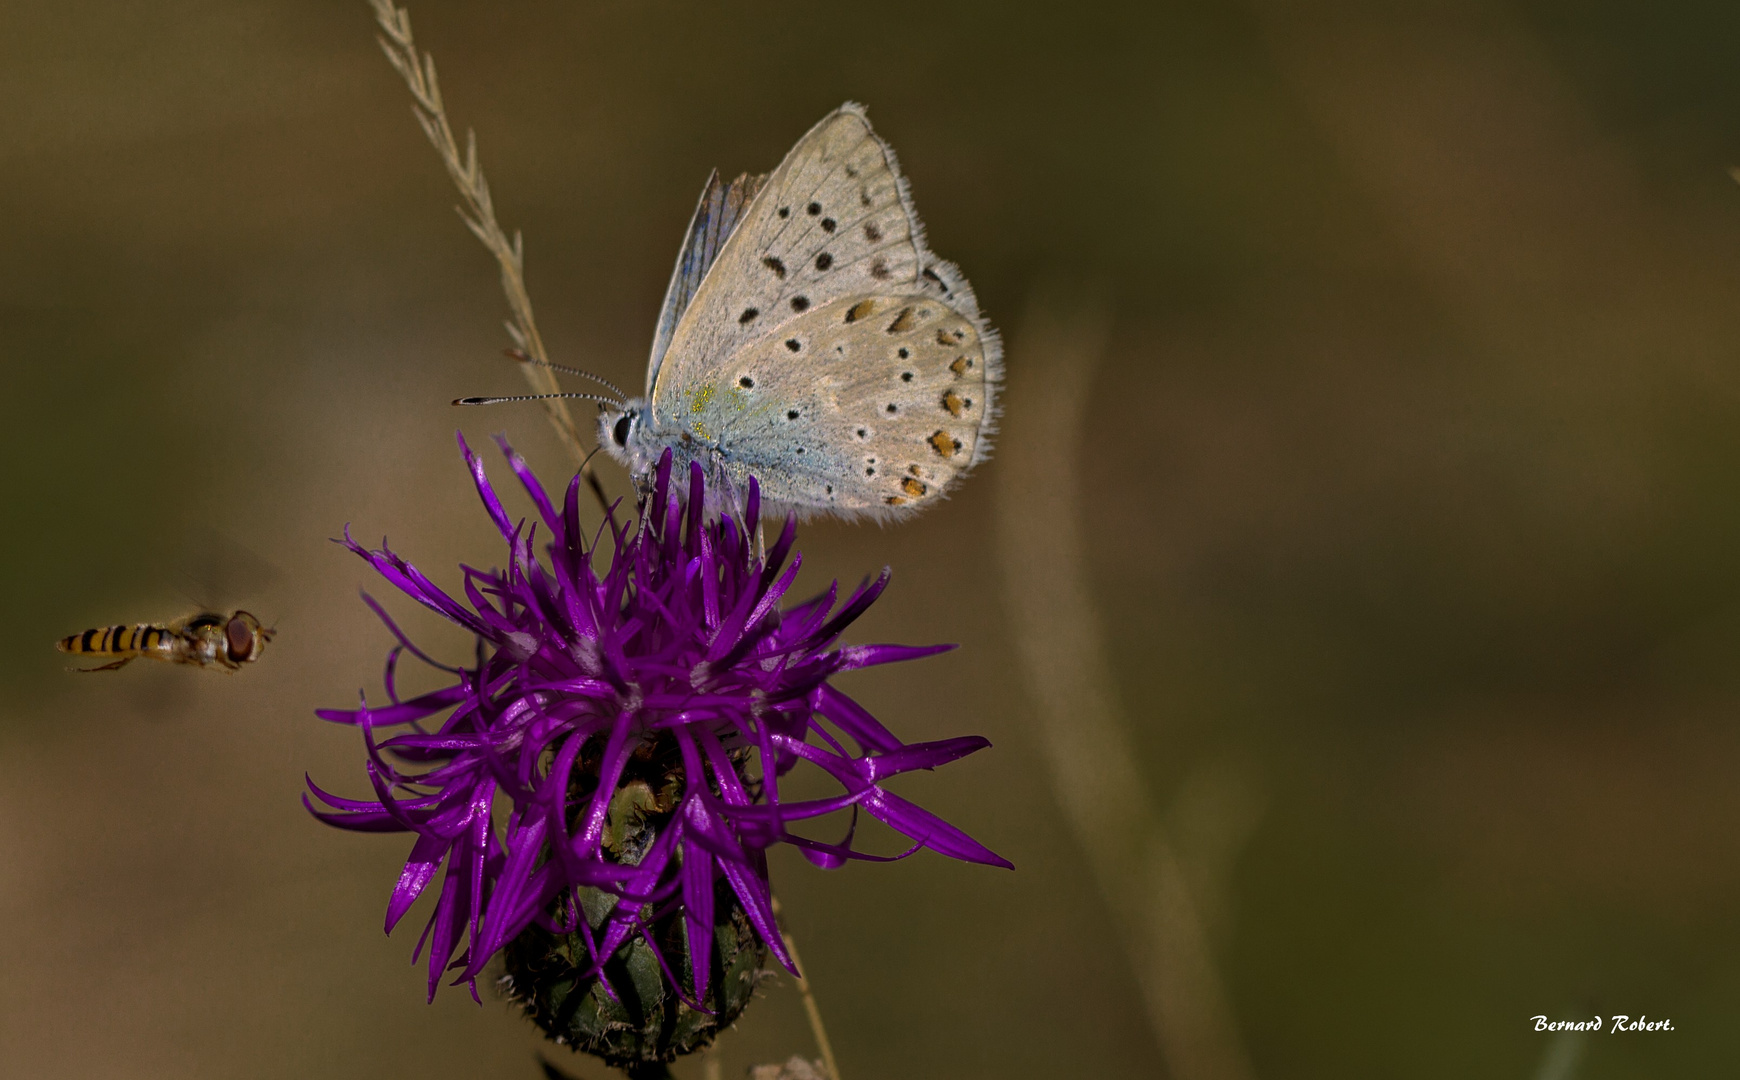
[504,349,627,404]
[454,391,621,407]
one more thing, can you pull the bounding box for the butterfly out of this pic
[596,103,1001,521]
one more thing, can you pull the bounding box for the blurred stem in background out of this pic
[995,299,1263,1080]
[1532,1027,1586,1080]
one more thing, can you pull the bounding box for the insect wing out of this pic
[648,103,1001,519]
[646,168,768,396]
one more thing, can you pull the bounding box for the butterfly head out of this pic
[597,398,662,479]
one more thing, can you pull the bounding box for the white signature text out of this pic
[1531,1015,1673,1033]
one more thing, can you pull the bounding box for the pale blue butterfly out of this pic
[498,104,1002,521]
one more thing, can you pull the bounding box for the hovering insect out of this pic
[57,610,273,672]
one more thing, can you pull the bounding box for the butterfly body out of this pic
[600,103,1000,521]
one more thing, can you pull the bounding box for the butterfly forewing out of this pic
[646,169,767,395]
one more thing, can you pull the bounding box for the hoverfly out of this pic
[57,610,273,672]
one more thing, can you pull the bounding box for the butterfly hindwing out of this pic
[706,293,990,514]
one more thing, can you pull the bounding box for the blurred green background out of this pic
[6,1,1740,1077]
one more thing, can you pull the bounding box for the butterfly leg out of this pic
[705,450,748,520]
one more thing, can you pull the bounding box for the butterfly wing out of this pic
[704,291,994,517]
[651,103,1001,519]
[646,169,768,396]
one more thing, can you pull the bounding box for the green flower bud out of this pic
[501,774,766,1074]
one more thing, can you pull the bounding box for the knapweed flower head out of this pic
[308,435,1008,1065]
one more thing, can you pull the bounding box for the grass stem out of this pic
[366,0,606,511]
[772,897,841,1080]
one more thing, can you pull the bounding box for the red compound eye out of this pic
[225,616,255,662]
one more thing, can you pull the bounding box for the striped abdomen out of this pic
[57,623,176,658]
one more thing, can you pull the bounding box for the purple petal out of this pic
[493,435,563,541]
[861,787,1013,869]
[834,643,956,671]
[459,432,516,542]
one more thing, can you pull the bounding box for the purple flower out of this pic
[307,435,1009,1018]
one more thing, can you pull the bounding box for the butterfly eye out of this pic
[613,415,633,447]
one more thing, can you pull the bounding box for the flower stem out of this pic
[771,897,841,1080]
